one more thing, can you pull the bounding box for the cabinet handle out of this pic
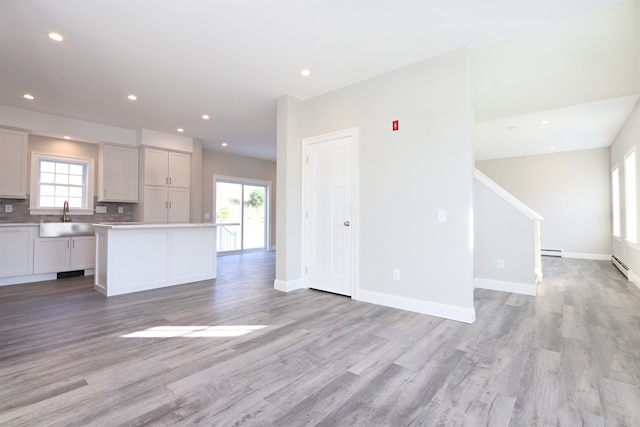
[169,201,172,209]
[170,177,172,185]
[67,240,70,249]
[165,201,168,209]
[73,240,75,249]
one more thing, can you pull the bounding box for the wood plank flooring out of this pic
[1,253,639,426]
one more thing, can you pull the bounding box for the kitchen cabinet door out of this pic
[70,236,96,270]
[143,186,169,223]
[168,152,191,188]
[0,227,33,277]
[98,144,138,202]
[34,238,70,274]
[0,129,28,198]
[144,148,169,186]
[168,187,190,223]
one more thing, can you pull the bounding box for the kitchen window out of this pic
[29,153,95,215]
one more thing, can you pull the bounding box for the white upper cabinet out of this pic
[167,152,191,188]
[98,144,139,202]
[144,148,190,188]
[0,128,28,198]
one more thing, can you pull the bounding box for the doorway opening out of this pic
[214,176,270,253]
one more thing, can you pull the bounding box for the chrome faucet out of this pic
[62,200,71,222]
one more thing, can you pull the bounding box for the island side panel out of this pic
[169,227,216,282]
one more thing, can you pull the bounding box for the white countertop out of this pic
[93,222,216,229]
[0,223,40,227]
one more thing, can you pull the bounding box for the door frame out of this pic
[301,128,359,298]
[213,174,271,253]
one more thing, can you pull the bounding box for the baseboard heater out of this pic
[541,249,562,257]
[611,255,629,279]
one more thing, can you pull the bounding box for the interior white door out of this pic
[305,135,352,296]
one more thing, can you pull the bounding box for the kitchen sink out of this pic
[39,222,95,238]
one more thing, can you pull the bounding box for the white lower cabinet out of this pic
[34,236,96,274]
[0,227,34,278]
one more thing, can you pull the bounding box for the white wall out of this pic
[277,48,476,322]
[0,105,137,146]
[611,99,640,285]
[476,148,612,259]
[474,178,538,295]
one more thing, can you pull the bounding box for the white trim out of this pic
[474,278,537,296]
[29,152,95,215]
[563,252,611,261]
[273,278,305,292]
[357,289,476,324]
[301,128,359,298]
[474,169,543,221]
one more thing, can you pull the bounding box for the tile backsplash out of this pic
[0,197,136,223]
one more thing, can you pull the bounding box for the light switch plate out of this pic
[4,204,12,213]
[437,209,447,223]
[118,207,124,214]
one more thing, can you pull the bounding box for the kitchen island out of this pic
[94,223,216,296]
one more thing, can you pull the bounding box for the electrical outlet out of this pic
[95,206,107,213]
[204,213,211,220]
[118,207,124,214]
[497,259,505,269]
[393,269,401,281]
[4,204,12,213]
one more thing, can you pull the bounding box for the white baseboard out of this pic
[475,278,537,296]
[563,252,610,261]
[0,273,56,286]
[629,270,640,290]
[356,289,476,324]
[273,278,305,292]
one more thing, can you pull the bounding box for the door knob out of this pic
[344,221,350,227]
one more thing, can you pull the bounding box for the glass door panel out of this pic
[216,182,242,252]
[216,180,268,253]
[243,185,266,250]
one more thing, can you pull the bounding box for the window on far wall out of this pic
[624,147,637,244]
[612,166,621,238]
[29,153,95,215]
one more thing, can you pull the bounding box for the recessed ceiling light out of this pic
[48,32,63,42]
[23,93,34,100]
[301,69,311,77]
[127,94,137,101]
[221,142,228,147]
[541,120,550,125]
[202,114,210,120]
[177,128,184,133]
[63,136,71,140]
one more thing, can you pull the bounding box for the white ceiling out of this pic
[0,0,636,161]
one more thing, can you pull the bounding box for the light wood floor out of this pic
[1,253,639,426]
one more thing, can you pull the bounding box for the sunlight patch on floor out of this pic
[120,325,267,338]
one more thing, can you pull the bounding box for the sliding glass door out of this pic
[215,178,268,253]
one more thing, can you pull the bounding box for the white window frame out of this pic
[612,165,621,238]
[624,146,637,245]
[29,152,95,216]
